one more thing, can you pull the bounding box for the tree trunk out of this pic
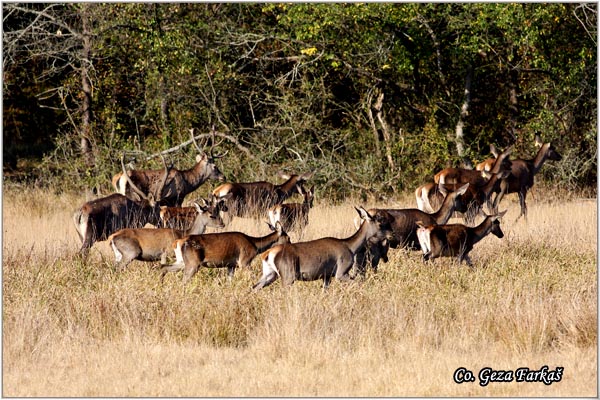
[80,5,94,170]
[455,65,473,168]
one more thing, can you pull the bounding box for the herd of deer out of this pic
[72,131,562,289]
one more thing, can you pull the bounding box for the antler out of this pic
[189,128,207,154]
[121,154,150,201]
[153,154,173,201]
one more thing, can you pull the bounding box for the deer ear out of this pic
[355,206,372,221]
[495,209,508,219]
[534,134,543,147]
[490,144,499,157]
[457,183,469,195]
[300,171,314,181]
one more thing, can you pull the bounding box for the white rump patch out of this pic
[111,241,123,262]
[416,226,432,255]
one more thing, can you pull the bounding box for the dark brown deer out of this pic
[267,185,315,233]
[160,222,290,283]
[212,171,313,220]
[416,210,507,267]
[113,129,226,207]
[415,170,510,223]
[373,183,469,251]
[493,136,562,220]
[107,201,225,269]
[73,165,168,257]
[434,146,513,187]
[252,207,393,289]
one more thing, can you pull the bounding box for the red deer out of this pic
[416,210,507,267]
[475,144,500,172]
[107,201,225,269]
[212,171,313,220]
[252,207,393,289]
[73,166,168,257]
[267,185,314,233]
[113,129,226,207]
[373,183,469,251]
[493,135,562,220]
[160,222,290,283]
[434,145,513,187]
[415,170,510,223]
[159,194,231,230]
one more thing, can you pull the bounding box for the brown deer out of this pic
[212,171,313,220]
[415,170,510,223]
[160,222,290,283]
[373,183,469,251]
[113,129,226,207]
[352,236,390,278]
[434,145,513,187]
[493,135,562,220]
[159,194,231,230]
[107,201,225,269]
[267,185,315,233]
[73,164,168,257]
[252,207,393,289]
[416,210,507,267]
[475,144,500,172]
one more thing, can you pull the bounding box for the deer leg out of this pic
[227,265,236,281]
[516,189,528,221]
[183,263,200,283]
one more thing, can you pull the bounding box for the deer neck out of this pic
[532,144,551,175]
[276,176,299,200]
[470,217,494,246]
[432,194,457,224]
[343,221,374,255]
[253,231,282,253]
[182,158,210,188]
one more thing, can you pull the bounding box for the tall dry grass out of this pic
[2,185,597,397]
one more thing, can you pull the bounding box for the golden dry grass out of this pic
[2,185,597,397]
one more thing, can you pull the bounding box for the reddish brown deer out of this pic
[113,129,226,207]
[107,201,225,269]
[252,207,393,289]
[434,145,513,187]
[416,210,506,267]
[415,170,510,223]
[73,165,168,257]
[267,185,315,233]
[475,144,500,172]
[493,136,562,220]
[212,171,313,220]
[373,183,469,251]
[160,222,290,283]
[159,194,231,230]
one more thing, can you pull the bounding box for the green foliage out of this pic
[3,3,596,196]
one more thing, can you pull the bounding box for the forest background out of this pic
[3,3,597,199]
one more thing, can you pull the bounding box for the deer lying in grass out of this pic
[416,210,507,267]
[493,135,562,221]
[73,164,168,257]
[267,185,314,233]
[373,183,469,251]
[107,201,224,270]
[161,222,289,283]
[415,171,510,223]
[212,171,313,220]
[252,207,393,289]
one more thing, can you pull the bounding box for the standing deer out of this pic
[113,129,226,207]
[107,201,225,269]
[415,170,510,223]
[434,146,513,186]
[161,222,290,283]
[267,185,315,233]
[73,165,168,257]
[212,171,313,220]
[475,144,500,172]
[416,210,507,267]
[159,194,231,230]
[493,135,562,220]
[252,207,393,289]
[373,183,469,251]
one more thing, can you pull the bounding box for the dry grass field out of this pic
[2,185,597,397]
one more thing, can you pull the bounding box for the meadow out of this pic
[2,184,597,397]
